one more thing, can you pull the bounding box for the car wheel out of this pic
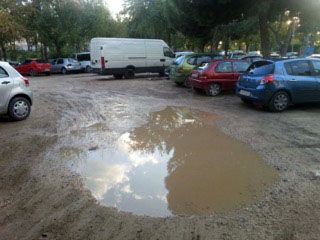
[8,97,31,121]
[268,91,290,112]
[85,66,92,73]
[45,72,51,76]
[175,82,184,86]
[114,74,124,79]
[29,69,37,77]
[61,68,67,75]
[241,98,253,104]
[124,69,135,79]
[184,77,191,88]
[207,83,221,97]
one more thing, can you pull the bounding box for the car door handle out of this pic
[1,81,10,85]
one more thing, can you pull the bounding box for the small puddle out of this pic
[75,107,278,217]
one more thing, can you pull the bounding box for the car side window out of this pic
[216,62,233,73]
[311,60,320,76]
[285,61,312,76]
[0,67,9,78]
[57,59,63,64]
[187,57,197,65]
[234,61,250,73]
[196,56,211,65]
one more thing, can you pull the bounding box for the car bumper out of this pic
[170,74,187,83]
[236,83,274,105]
[190,78,211,90]
[66,66,82,71]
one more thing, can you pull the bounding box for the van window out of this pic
[0,67,8,78]
[77,54,90,62]
[163,47,175,58]
[216,62,233,73]
[285,60,312,76]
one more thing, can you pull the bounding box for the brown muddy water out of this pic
[74,107,278,217]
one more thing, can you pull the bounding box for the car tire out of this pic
[124,69,135,79]
[241,98,253,105]
[8,97,31,121]
[45,72,51,76]
[206,83,222,97]
[61,68,67,75]
[175,82,184,86]
[268,91,290,112]
[29,69,37,77]
[184,77,192,88]
[114,74,124,79]
[85,66,92,73]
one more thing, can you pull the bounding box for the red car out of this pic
[15,59,52,76]
[190,60,250,96]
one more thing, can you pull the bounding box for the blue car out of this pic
[236,58,320,112]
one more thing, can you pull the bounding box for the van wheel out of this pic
[114,74,124,79]
[206,83,221,97]
[159,70,165,77]
[268,91,290,112]
[124,69,135,79]
[8,97,31,121]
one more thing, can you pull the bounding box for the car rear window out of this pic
[234,61,250,73]
[174,56,185,65]
[187,57,197,65]
[249,63,275,75]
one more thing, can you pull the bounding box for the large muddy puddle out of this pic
[74,107,278,217]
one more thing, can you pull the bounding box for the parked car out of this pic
[189,59,250,96]
[237,58,320,112]
[72,52,92,73]
[15,59,51,76]
[90,38,175,79]
[307,54,320,59]
[170,53,224,87]
[0,61,33,121]
[50,58,82,74]
[229,51,246,59]
[242,55,264,64]
[175,51,194,58]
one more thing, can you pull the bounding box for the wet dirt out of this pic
[74,107,278,217]
[1,74,320,240]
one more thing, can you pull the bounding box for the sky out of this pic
[107,0,124,18]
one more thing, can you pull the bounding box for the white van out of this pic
[90,38,175,79]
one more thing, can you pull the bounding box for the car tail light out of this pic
[21,77,29,87]
[261,74,275,84]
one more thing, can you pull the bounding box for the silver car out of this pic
[0,61,33,121]
[51,58,82,74]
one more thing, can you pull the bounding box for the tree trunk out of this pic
[1,45,7,61]
[259,13,271,57]
[224,37,230,58]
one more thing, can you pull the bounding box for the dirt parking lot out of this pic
[1,73,320,240]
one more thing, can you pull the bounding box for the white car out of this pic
[0,61,33,121]
[73,52,92,73]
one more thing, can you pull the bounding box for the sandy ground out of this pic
[0,73,320,240]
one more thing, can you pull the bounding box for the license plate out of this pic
[239,90,251,97]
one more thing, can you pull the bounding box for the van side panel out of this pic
[90,38,173,75]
